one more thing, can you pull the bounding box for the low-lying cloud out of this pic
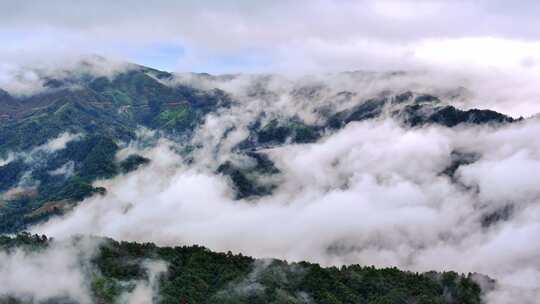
[32,115,540,303]
[0,56,134,96]
[0,236,168,303]
[0,238,97,303]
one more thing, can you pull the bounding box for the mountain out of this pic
[0,61,528,304]
[0,65,231,153]
[0,62,519,233]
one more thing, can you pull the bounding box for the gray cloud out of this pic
[2,1,540,42]
[1,1,540,73]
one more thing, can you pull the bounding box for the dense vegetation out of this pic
[0,234,486,304]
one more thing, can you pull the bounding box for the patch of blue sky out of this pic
[186,50,274,74]
[126,43,185,71]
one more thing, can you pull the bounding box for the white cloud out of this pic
[118,260,168,304]
[0,237,168,304]
[414,37,540,71]
[49,161,76,178]
[0,239,97,303]
[33,118,540,302]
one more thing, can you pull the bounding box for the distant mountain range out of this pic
[0,62,521,233]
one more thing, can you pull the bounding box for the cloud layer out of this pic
[33,115,540,303]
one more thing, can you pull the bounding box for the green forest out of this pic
[0,234,484,304]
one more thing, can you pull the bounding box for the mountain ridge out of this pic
[0,233,487,304]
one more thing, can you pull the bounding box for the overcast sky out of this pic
[2,0,540,73]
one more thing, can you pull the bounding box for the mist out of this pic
[25,77,540,303]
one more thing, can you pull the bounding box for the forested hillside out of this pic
[0,234,485,304]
